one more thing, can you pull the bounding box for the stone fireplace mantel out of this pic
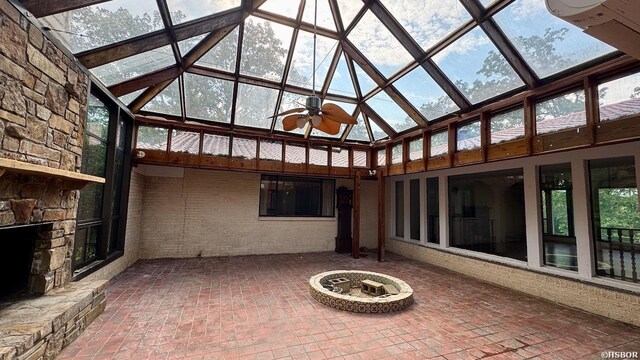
[0,159,104,189]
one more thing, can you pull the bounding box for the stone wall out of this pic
[0,0,88,293]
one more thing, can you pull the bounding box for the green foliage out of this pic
[137,126,168,148]
[598,188,640,230]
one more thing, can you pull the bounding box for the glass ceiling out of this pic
[37,0,618,144]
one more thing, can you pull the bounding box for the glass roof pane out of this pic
[91,46,175,86]
[353,61,377,95]
[310,101,356,138]
[195,27,239,73]
[480,0,497,7]
[234,84,279,129]
[118,88,146,106]
[393,67,459,121]
[493,0,615,79]
[287,31,338,91]
[166,0,241,25]
[337,0,363,30]
[379,0,471,51]
[178,34,206,56]
[432,27,524,104]
[275,92,308,135]
[348,11,414,78]
[328,53,356,97]
[258,0,301,19]
[39,0,162,54]
[184,73,234,123]
[141,79,181,117]
[240,17,294,82]
[366,91,416,133]
[368,118,388,141]
[302,0,336,31]
[347,114,370,142]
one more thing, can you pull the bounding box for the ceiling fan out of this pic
[270,0,357,136]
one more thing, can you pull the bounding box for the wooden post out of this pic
[524,96,535,155]
[584,76,599,145]
[353,170,361,259]
[480,111,489,162]
[377,169,386,262]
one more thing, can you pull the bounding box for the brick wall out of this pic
[83,170,145,281]
[387,239,640,327]
[139,168,377,258]
[0,0,88,293]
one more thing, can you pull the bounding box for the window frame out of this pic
[258,175,336,218]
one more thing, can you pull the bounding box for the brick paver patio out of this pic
[58,252,640,359]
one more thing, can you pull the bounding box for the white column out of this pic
[420,177,427,245]
[439,174,449,248]
[524,164,542,268]
[572,159,594,279]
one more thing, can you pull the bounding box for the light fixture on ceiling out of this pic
[269,0,357,135]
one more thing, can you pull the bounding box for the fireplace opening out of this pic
[0,224,38,299]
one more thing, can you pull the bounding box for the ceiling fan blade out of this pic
[269,107,306,119]
[283,114,302,131]
[321,103,357,125]
[313,115,341,135]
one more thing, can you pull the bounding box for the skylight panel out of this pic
[234,84,279,129]
[328,53,356,97]
[392,67,459,121]
[195,27,239,73]
[493,0,615,79]
[287,31,338,91]
[347,114,370,142]
[240,17,294,82]
[178,34,207,56]
[118,88,146,106]
[91,46,175,87]
[310,101,356,138]
[141,79,181,117]
[258,0,301,19]
[368,118,389,141]
[380,0,471,51]
[336,0,363,30]
[348,11,414,78]
[366,91,416,133]
[39,0,162,54]
[302,0,336,31]
[274,92,308,134]
[432,27,524,104]
[184,73,234,123]
[352,61,378,95]
[166,0,241,25]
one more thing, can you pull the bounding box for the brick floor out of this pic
[58,252,640,359]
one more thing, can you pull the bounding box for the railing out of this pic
[597,227,640,283]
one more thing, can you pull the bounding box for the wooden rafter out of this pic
[21,0,109,17]
[76,9,244,68]
[361,103,397,138]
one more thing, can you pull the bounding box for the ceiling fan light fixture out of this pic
[296,117,307,128]
[311,114,322,126]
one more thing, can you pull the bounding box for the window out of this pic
[259,176,335,217]
[409,138,423,161]
[395,181,404,237]
[353,150,368,168]
[392,143,403,164]
[540,163,576,271]
[309,145,328,166]
[589,157,639,283]
[426,177,439,244]
[332,147,349,168]
[259,139,282,161]
[430,130,448,157]
[377,148,387,167]
[457,120,481,151]
[170,130,199,154]
[232,137,256,159]
[491,108,524,144]
[410,179,420,241]
[536,89,586,134]
[598,72,640,122]
[74,91,132,275]
[136,126,168,151]
[449,169,526,261]
[202,134,229,156]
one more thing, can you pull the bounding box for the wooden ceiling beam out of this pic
[360,103,397,138]
[108,66,181,97]
[76,9,244,68]
[21,0,109,17]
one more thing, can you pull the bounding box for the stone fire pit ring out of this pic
[309,270,413,313]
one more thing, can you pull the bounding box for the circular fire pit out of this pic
[309,270,413,313]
